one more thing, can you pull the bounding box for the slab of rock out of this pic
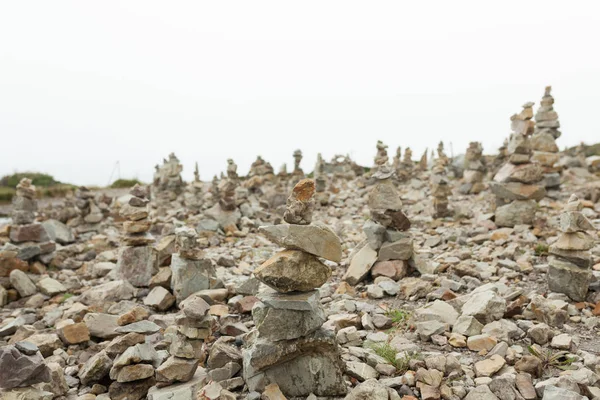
[115,246,157,288]
[36,277,66,296]
[155,356,199,384]
[495,200,537,227]
[57,322,90,345]
[144,286,175,311]
[84,313,121,339]
[79,280,135,305]
[377,237,413,261]
[9,270,37,297]
[343,243,377,285]
[259,223,342,262]
[79,350,113,386]
[9,223,49,243]
[171,254,216,304]
[0,343,50,389]
[461,291,506,324]
[41,219,74,244]
[254,250,331,293]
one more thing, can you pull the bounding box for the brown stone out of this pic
[58,322,90,345]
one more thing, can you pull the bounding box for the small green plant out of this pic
[386,308,411,327]
[527,345,576,371]
[534,243,549,256]
[367,341,419,373]
[110,178,143,188]
[59,293,74,303]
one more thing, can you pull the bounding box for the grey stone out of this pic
[171,254,216,304]
[79,350,112,386]
[259,223,342,262]
[343,243,377,285]
[495,200,537,227]
[84,313,121,339]
[36,277,66,296]
[0,344,50,389]
[115,246,157,288]
[462,291,506,324]
[377,238,413,261]
[115,320,161,334]
[363,220,386,250]
[79,280,135,305]
[9,270,37,297]
[41,219,75,244]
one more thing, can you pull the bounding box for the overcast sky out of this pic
[1,1,599,186]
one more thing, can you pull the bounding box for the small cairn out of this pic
[419,148,428,171]
[547,194,596,301]
[292,149,304,177]
[373,140,389,173]
[75,186,104,228]
[9,179,48,244]
[490,139,509,177]
[115,184,156,287]
[459,141,487,194]
[436,141,449,168]
[396,147,413,182]
[153,153,184,202]
[243,179,346,397]
[314,153,330,205]
[491,102,546,227]
[193,162,200,183]
[344,165,413,285]
[431,157,452,218]
[531,86,561,188]
[392,146,402,170]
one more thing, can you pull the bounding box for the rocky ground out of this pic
[1,157,600,400]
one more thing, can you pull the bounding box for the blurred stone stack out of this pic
[244,179,347,397]
[74,186,104,231]
[532,85,562,188]
[491,102,546,227]
[115,184,156,287]
[153,152,184,203]
[396,147,413,182]
[0,341,53,399]
[547,194,596,301]
[292,149,304,180]
[9,179,49,244]
[372,140,389,173]
[170,227,218,305]
[431,157,452,218]
[313,153,330,205]
[459,141,486,194]
[157,294,213,386]
[344,166,414,285]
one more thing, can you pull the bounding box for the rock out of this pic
[547,257,591,302]
[261,383,288,400]
[515,373,536,400]
[283,179,315,225]
[9,270,37,297]
[147,368,207,400]
[0,387,55,400]
[79,350,113,386]
[474,355,506,377]
[453,315,484,337]
[414,300,459,326]
[115,320,161,334]
[346,362,379,381]
[464,385,500,400]
[363,220,386,250]
[171,254,216,304]
[9,223,49,243]
[57,322,90,344]
[36,277,66,296]
[259,223,342,262]
[108,377,156,400]
[144,286,176,311]
[377,238,413,261]
[467,334,497,352]
[79,280,135,305]
[515,356,542,378]
[0,343,50,389]
[550,333,572,350]
[461,291,506,324]
[344,243,377,285]
[115,246,157,287]
[489,182,546,201]
[345,379,391,400]
[84,313,121,339]
[115,364,155,383]
[105,333,146,357]
[25,333,61,357]
[495,200,537,227]
[38,362,68,397]
[527,323,553,345]
[371,260,409,280]
[41,219,74,244]
[253,291,326,341]
[180,295,211,319]
[254,250,331,293]
[541,385,587,400]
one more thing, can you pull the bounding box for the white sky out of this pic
[1,1,599,186]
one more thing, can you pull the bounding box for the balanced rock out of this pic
[254,250,331,293]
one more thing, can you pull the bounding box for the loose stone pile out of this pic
[345,166,413,285]
[431,158,452,218]
[115,184,156,287]
[532,86,562,188]
[547,194,596,301]
[491,102,546,227]
[244,179,347,397]
[459,141,486,194]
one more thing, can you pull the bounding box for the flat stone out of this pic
[84,313,121,339]
[0,344,50,389]
[474,355,506,377]
[57,322,90,345]
[36,277,66,296]
[259,223,342,262]
[343,243,377,285]
[9,270,37,297]
[9,224,49,243]
[144,286,176,311]
[171,254,216,304]
[79,350,113,386]
[461,291,506,324]
[495,200,537,227]
[41,219,74,244]
[547,257,591,302]
[254,250,331,293]
[155,355,199,384]
[115,246,157,287]
[377,237,413,261]
[115,320,161,334]
[79,280,135,305]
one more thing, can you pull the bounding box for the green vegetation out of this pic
[59,293,75,303]
[527,345,576,372]
[110,178,143,188]
[0,172,76,203]
[386,308,411,328]
[367,341,420,373]
[534,243,549,256]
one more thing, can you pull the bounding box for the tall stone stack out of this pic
[532,86,562,188]
[170,227,218,305]
[9,179,48,244]
[344,165,413,285]
[243,179,347,397]
[460,141,487,194]
[314,153,330,205]
[419,148,428,171]
[292,149,304,177]
[392,146,402,170]
[396,147,413,181]
[547,194,596,301]
[115,185,156,287]
[431,158,452,218]
[491,103,546,227]
[153,153,184,202]
[373,140,389,173]
[74,186,104,230]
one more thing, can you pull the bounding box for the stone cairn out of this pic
[9,179,48,244]
[0,341,53,399]
[314,153,329,205]
[547,194,596,301]
[419,148,428,171]
[218,160,238,212]
[193,162,200,183]
[292,149,304,178]
[243,179,347,397]
[431,157,452,218]
[392,146,402,170]
[491,102,546,227]
[344,165,413,285]
[115,184,156,287]
[396,147,413,181]
[74,186,104,230]
[459,141,487,194]
[153,153,184,202]
[531,86,562,188]
[490,138,509,177]
[373,140,389,173]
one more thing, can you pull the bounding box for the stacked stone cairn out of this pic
[373,140,389,173]
[153,152,184,202]
[9,179,49,245]
[547,194,596,301]
[115,184,157,287]
[431,157,452,218]
[107,342,160,397]
[396,147,413,182]
[419,148,428,171]
[313,153,330,205]
[292,149,304,179]
[218,160,238,212]
[490,138,509,177]
[344,165,413,285]
[170,227,218,305]
[532,86,562,188]
[0,341,53,399]
[183,162,204,213]
[74,186,104,230]
[392,146,402,170]
[491,102,546,227]
[243,179,347,397]
[459,141,487,194]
